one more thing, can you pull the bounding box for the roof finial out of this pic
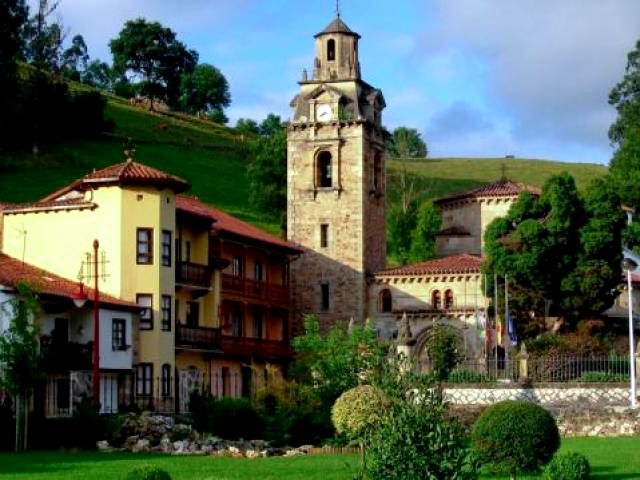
[335,0,341,17]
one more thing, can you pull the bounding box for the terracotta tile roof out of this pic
[435,226,471,237]
[377,254,483,277]
[0,253,139,310]
[176,195,302,254]
[2,198,96,214]
[41,160,189,201]
[435,179,541,206]
[315,16,360,38]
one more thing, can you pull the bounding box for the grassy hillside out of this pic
[0,92,608,236]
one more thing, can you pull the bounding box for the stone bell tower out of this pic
[287,12,386,329]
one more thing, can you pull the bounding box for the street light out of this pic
[623,258,638,408]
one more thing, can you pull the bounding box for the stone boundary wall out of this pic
[444,383,630,407]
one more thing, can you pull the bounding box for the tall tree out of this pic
[386,126,428,159]
[484,173,624,323]
[23,0,65,73]
[0,283,42,451]
[110,18,197,110]
[388,201,418,265]
[82,59,114,90]
[61,34,88,80]
[179,63,230,115]
[235,118,260,135]
[0,0,29,150]
[609,38,640,148]
[259,113,283,137]
[247,126,287,220]
[409,200,441,263]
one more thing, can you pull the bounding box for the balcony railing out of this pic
[220,335,292,360]
[40,341,92,372]
[176,324,221,351]
[176,261,211,288]
[221,274,290,306]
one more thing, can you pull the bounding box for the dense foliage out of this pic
[188,392,264,441]
[0,282,43,451]
[291,315,386,407]
[542,452,590,480]
[365,359,478,480]
[179,63,230,115]
[484,173,625,325]
[331,385,387,442]
[609,38,640,148]
[471,400,560,478]
[125,466,172,480]
[424,323,462,381]
[110,18,198,110]
[385,126,428,159]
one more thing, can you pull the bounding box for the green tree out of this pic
[386,126,428,159]
[259,113,283,137]
[0,282,43,451]
[61,34,89,80]
[235,117,260,135]
[110,18,197,110]
[82,59,114,90]
[0,0,29,150]
[409,200,441,263]
[484,173,624,322]
[247,128,287,220]
[425,323,461,382]
[207,108,228,125]
[388,201,418,265]
[291,315,386,407]
[179,63,230,114]
[609,38,640,147]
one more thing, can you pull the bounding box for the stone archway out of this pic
[413,323,465,374]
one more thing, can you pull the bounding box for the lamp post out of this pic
[623,258,637,408]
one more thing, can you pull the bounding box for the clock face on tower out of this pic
[317,104,333,122]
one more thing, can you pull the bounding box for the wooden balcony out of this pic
[221,274,290,306]
[220,335,292,360]
[176,324,221,351]
[176,261,211,289]
[41,341,92,372]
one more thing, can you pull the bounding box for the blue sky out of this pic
[38,0,640,164]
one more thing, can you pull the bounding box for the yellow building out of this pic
[0,159,300,412]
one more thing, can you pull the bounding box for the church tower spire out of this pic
[312,13,361,81]
[287,13,387,329]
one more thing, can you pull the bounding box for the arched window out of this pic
[432,290,441,310]
[373,152,382,190]
[317,151,332,188]
[445,289,454,309]
[161,364,171,398]
[379,289,392,313]
[327,39,336,62]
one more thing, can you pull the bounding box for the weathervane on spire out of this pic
[335,0,341,17]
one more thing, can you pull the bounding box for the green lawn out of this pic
[0,437,638,480]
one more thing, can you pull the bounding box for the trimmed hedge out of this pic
[543,452,590,480]
[471,400,560,476]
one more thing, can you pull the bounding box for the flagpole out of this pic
[505,275,509,380]
[494,273,498,375]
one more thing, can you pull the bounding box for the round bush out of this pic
[331,385,388,441]
[125,466,172,480]
[471,400,560,476]
[543,452,590,480]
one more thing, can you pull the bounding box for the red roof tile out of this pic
[3,198,96,214]
[41,160,189,201]
[377,254,482,276]
[0,253,139,310]
[176,195,302,254]
[435,179,541,206]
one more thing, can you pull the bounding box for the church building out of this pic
[286,12,540,364]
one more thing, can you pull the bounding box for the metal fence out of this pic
[421,355,632,384]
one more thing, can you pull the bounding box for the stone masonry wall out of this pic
[444,384,629,406]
